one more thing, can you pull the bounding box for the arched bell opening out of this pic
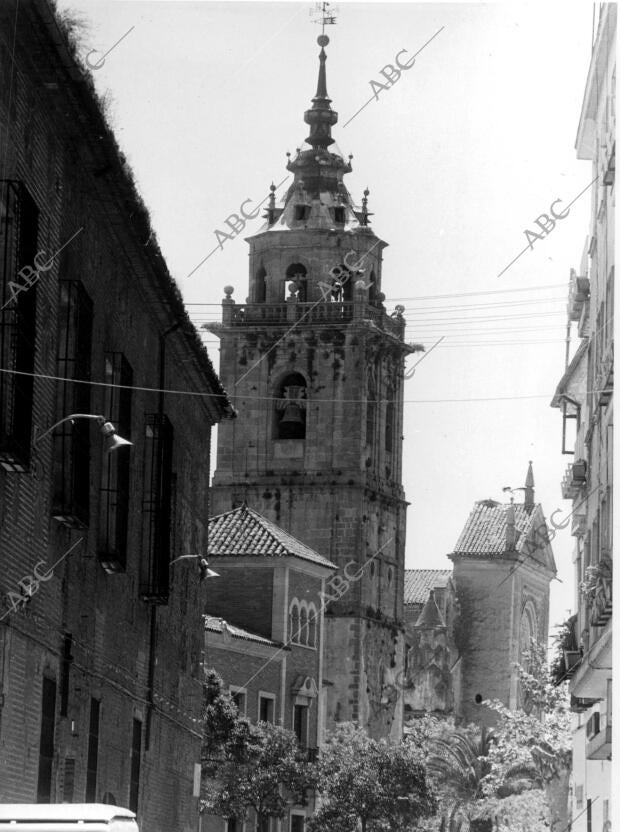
[285,263,307,302]
[254,266,267,303]
[273,371,307,440]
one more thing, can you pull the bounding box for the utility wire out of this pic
[0,367,611,406]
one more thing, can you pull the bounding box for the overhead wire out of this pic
[0,367,611,406]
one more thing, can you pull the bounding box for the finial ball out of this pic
[317,34,330,47]
[223,285,234,298]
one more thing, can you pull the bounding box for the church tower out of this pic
[208,34,419,739]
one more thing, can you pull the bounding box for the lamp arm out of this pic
[35,413,105,444]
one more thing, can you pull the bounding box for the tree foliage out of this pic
[307,723,437,832]
[483,642,572,795]
[200,669,311,827]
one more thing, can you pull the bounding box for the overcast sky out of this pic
[57,0,599,632]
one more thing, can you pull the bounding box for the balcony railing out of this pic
[595,346,613,406]
[561,460,588,499]
[223,301,406,340]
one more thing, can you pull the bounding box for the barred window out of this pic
[0,180,39,471]
[98,353,133,572]
[140,414,174,603]
[53,281,93,526]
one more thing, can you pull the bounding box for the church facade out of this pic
[207,34,418,739]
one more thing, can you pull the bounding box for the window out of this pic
[385,400,394,453]
[129,718,142,813]
[307,603,317,647]
[299,606,308,646]
[99,353,133,572]
[291,816,305,832]
[85,698,100,801]
[259,694,275,723]
[140,414,174,603]
[366,383,376,447]
[290,600,300,642]
[53,281,93,526]
[290,600,317,648]
[294,205,310,222]
[293,704,308,747]
[333,206,345,224]
[255,266,267,303]
[0,181,38,471]
[59,634,73,716]
[368,270,377,304]
[274,373,307,440]
[230,688,246,714]
[37,677,57,802]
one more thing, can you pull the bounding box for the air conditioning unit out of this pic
[586,712,601,740]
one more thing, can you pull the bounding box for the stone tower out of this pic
[448,463,557,726]
[208,34,418,739]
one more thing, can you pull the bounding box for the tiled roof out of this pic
[204,616,277,646]
[404,569,452,605]
[208,505,336,569]
[451,500,538,557]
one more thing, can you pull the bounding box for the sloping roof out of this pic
[404,569,452,605]
[451,500,538,557]
[551,340,589,407]
[204,616,277,646]
[208,505,336,569]
[415,591,446,627]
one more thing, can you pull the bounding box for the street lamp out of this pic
[35,413,132,452]
[169,555,219,582]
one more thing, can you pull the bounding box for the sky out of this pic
[56,0,599,633]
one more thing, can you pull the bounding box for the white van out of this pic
[0,804,139,832]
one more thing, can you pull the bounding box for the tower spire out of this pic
[524,460,535,509]
[304,35,338,150]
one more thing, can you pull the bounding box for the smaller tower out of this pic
[449,463,556,725]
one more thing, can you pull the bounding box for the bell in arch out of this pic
[277,384,306,439]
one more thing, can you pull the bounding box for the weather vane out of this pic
[310,2,338,36]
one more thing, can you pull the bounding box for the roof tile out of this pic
[208,505,336,569]
[452,500,539,557]
[404,569,452,605]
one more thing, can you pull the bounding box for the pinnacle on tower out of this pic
[524,460,535,509]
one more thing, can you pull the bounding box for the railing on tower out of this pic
[221,297,406,340]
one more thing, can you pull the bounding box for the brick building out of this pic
[207,33,419,741]
[203,505,336,832]
[550,6,614,830]
[0,2,231,829]
[402,465,556,727]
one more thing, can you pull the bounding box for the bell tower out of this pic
[208,34,420,739]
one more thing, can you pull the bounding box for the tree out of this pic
[201,670,311,830]
[484,643,572,832]
[411,719,495,832]
[307,722,437,832]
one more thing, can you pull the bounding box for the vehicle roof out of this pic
[0,805,136,821]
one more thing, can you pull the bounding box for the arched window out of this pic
[308,603,317,647]
[369,270,377,305]
[385,390,394,453]
[274,372,307,440]
[286,263,307,302]
[299,605,309,646]
[290,600,300,643]
[255,266,267,303]
[366,386,376,447]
